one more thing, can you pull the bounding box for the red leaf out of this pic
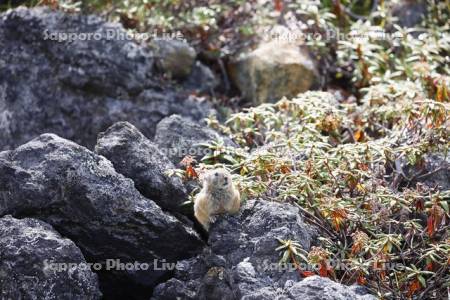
[415,198,424,211]
[357,275,367,285]
[354,129,364,142]
[186,165,198,179]
[427,215,435,236]
[301,271,315,277]
[274,0,283,12]
[318,263,328,277]
[408,279,421,296]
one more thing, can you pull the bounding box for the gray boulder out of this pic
[228,41,318,104]
[391,0,427,28]
[95,121,188,213]
[153,200,319,299]
[154,114,234,165]
[0,7,212,151]
[408,154,450,191]
[0,134,204,299]
[154,198,375,299]
[285,276,376,300]
[153,39,197,79]
[0,215,102,300]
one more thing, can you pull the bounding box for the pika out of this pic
[194,169,241,231]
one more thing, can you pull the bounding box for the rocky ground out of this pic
[0,3,447,300]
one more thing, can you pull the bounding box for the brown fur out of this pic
[194,169,240,231]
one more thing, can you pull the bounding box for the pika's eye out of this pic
[215,172,218,177]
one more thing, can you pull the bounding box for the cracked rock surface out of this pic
[0,215,102,300]
[95,121,188,214]
[154,114,235,165]
[0,133,204,299]
[153,200,375,299]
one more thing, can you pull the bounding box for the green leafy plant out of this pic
[176,88,449,297]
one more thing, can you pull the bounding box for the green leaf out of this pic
[440,201,449,213]
[281,251,289,263]
[418,275,426,288]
